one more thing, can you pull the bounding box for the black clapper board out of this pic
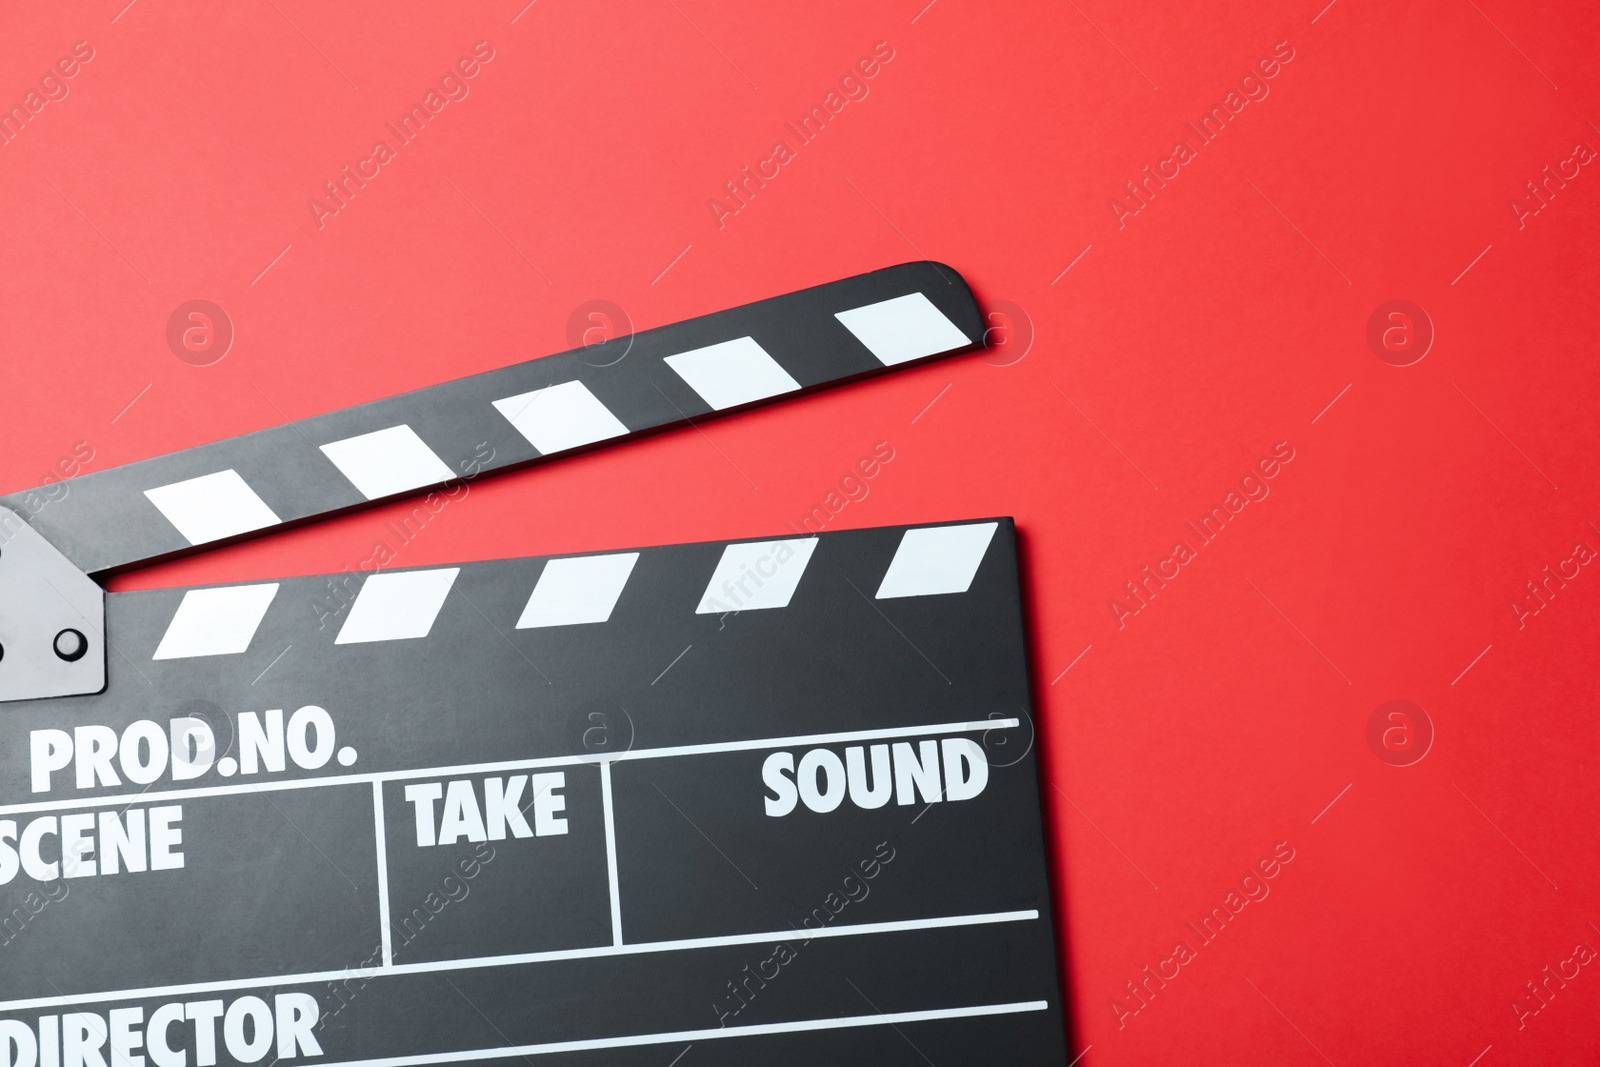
[0,263,1067,1066]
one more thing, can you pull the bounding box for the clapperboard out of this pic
[0,263,1067,1065]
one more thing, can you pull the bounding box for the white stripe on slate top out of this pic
[835,292,972,367]
[697,538,819,614]
[876,522,998,599]
[335,568,461,644]
[493,381,631,456]
[517,553,640,628]
[319,425,455,501]
[153,584,281,660]
[143,470,282,546]
[664,337,801,411]
[145,524,999,660]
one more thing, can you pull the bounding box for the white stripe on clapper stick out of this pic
[143,470,281,546]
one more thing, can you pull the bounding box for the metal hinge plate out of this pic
[0,506,105,701]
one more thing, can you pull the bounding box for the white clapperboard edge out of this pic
[0,262,1067,1062]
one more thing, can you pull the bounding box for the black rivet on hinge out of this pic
[53,629,87,662]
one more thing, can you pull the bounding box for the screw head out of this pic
[53,629,87,662]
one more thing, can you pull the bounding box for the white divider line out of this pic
[372,781,393,968]
[0,909,1040,1014]
[602,717,1018,764]
[0,718,1021,817]
[600,761,623,947]
[311,999,1051,1067]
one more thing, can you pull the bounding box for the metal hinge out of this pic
[0,505,105,701]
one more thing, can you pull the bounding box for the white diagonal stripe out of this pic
[320,425,455,501]
[876,522,998,598]
[144,470,281,546]
[336,569,460,644]
[493,381,630,455]
[664,337,800,410]
[517,553,639,628]
[153,584,280,660]
[697,538,817,614]
[836,292,972,366]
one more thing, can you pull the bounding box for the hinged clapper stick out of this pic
[1,261,980,702]
[0,262,1070,1064]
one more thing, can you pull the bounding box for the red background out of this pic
[3,1,1599,1062]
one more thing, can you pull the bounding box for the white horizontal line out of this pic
[0,718,1022,817]
[316,999,1050,1067]
[0,909,1039,1014]
[609,718,1020,763]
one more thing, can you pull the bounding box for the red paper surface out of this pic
[3,1,1598,1062]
